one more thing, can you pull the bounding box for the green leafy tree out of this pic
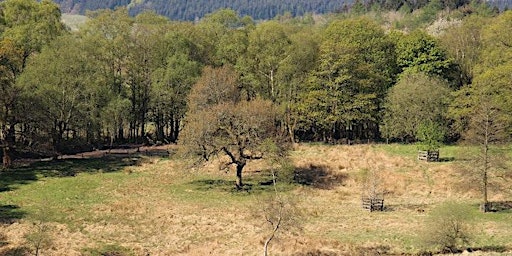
[450,43,512,212]
[450,28,512,211]
[126,13,167,141]
[193,9,250,66]
[415,121,446,151]
[80,8,133,141]
[18,35,102,152]
[101,96,131,150]
[151,50,201,142]
[394,30,455,81]
[382,72,451,143]
[237,20,292,101]
[0,0,65,166]
[301,17,397,141]
[440,15,489,86]
[278,27,320,143]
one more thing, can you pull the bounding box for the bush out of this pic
[420,201,473,253]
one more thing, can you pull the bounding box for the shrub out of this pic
[420,201,473,253]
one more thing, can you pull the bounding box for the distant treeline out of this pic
[55,0,347,20]
[52,0,512,20]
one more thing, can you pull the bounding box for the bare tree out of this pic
[359,149,386,211]
[263,171,282,256]
[463,100,509,212]
[259,169,302,256]
[180,66,288,189]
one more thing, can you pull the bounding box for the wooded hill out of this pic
[54,0,348,20]
[52,0,512,21]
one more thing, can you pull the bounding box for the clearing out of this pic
[0,143,511,255]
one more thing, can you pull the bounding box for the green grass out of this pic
[376,143,471,162]
[81,243,135,256]
[0,156,140,224]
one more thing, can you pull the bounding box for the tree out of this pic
[79,8,133,142]
[180,66,286,189]
[301,17,397,142]
[440,15,489,87]
[17,34,102,152]
[186,66,241,113]
[101,96,131,151]
[236,20,291,101]
[0,0,65,166]
[382,72,452,143]
[277,27,320,143]
[193,9,250,66]
[451,72,512,212]
[126,12,167,141]
[394,30,455,82]
[449,11,512,212]
[415,120,446,151]
[150,50,201,142]
[420,202,472,253]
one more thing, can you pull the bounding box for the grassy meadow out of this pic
[0,144,511,255]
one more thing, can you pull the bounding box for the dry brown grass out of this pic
[0,144,511,255]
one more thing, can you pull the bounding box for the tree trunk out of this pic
[2,123,15,168]
[2,146,11,168]
[235,162,245,190]
[263,224,279,256]
[172,118,180,143]
[117,125,124,142]
[156,112,164,142]
[482,127,490,212]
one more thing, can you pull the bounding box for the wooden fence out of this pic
[417,150,439,162]
[362,197,384,212]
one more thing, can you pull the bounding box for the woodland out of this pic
[51,0,512,21]
[1,0,511,163]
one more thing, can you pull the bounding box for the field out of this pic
[0,144,511,255]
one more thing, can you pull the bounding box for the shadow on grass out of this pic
[81,243,133,256]
[189,176,293,194]
[0,247,30,256]
[0,205,25,224]
[471,245,510,253]
[489,201,512,212]
[189,179,235,192]
[384,203,430,213]
[189,164,347,193]
[292,164,347,189]
[424,245,511,255]
[438,157,455,162]
[0,155,143,193]
[292,249,338,256]
[0,156,143,224]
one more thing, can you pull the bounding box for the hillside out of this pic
[54,0,348,21]
[53,0,512,21]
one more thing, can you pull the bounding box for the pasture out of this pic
[0,144,510,255]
